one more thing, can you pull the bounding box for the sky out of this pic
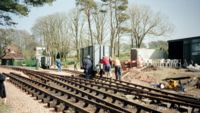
[9,0,200,41]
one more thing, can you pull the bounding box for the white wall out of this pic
[131,48,166,60]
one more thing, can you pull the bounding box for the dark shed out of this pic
[168,36,200,65]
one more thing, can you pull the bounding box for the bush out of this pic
[62,60,73,67]
[14,60,23,66]
[61,58,79,68]
[24,59,36,67]
[119,52,130,61]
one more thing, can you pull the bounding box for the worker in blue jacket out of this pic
[83,55,93,79]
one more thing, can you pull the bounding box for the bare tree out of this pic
[0,29,13,56]
[0,29,38,59]
[76,0,97,46]
[128,4,173,48]
[68,8,86,60]
[32,13,71,62]
[92,3,108,45]
[101,0,128,57]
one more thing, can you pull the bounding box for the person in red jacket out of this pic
[100,56,111,78]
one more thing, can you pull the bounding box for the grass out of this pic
[62,57,78,68]
[23,59,36,67]
[0,104,12,113]
[119,52,130,61]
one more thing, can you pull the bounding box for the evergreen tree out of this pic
[0,0,55,26]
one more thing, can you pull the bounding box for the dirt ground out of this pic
[0,66,200,113]
[122,66,200,97]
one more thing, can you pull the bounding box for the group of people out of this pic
[0,55,122,105]
[83,55,122,80]
[55,52,122,80]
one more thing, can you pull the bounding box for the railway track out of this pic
[3,71,163,113]
[61,76,200,106]
[3,67,200,112]
[30,70,200,112]
[50,68,83,75]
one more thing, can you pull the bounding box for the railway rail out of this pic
[30,70,200,113]
[4,72,133,113]
[61,76,200,106]
[3,66,200,112]
[12,71,164,112]
[3,72,164,112]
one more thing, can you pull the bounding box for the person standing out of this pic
[100,56,111,78]
[109,56,112,68]
[56,52,62,72]
[83,55,93,79]
[113,57,122,80]
[0,74,7,104]
[74,61,78,71]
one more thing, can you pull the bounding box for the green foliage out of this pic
[0,0,28,15]
[119,52,130,61]
[130,41,147,48]
[0,0,55,26]
[118,13,129,22]
[65,60,75,65]
[148,40,168,57]
[14,60,24,66]
[23,59,36,67]
[25,0,55,6]
[148,40,168,50]
[61,57,79,68]
[0,104,11,113]
[76,0,96,8]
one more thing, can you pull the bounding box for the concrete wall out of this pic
[35,47,46,67]
[131,48,166,61]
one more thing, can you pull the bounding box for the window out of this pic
[192,43,200,52]
[191,42,200,56]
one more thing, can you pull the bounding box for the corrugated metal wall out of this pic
[168,37,200,65]
[190,38,200,64]
[80,45,111,70]
[168,40,183,60]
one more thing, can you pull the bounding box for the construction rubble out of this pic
[187,64,200,72]
[122,65,200,96]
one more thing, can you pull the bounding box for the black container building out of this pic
[168,36,200,65]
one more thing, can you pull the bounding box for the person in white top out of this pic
[113,57,122,80]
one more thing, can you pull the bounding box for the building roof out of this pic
[168,36,200,42]
[0,44,24,60]
[1,53,23,60]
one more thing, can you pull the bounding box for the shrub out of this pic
[24,59,36,67]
